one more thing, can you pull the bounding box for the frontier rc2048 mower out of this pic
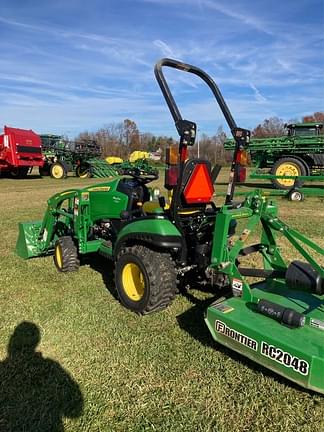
[16,59,324,394]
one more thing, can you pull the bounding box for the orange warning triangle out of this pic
[183,163,214,204]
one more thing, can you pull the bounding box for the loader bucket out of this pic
[16,221,43,259]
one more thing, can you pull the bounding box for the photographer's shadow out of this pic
[0,321,83,432]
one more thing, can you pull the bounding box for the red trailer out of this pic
[0,126,43,177]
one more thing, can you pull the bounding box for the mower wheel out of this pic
[115,245,177,314]
[50,162,67,179]
[54,236,80,272]
[288,189,305,202]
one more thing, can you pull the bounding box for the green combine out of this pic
[17,59,324,394]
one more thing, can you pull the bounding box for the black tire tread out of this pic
[115,245,177,315]
[54,236,80,272]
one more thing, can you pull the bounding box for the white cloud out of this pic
[153,39,180,58]
[249,83,268,103]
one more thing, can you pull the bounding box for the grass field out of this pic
[0,169,323,432]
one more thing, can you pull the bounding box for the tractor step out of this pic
[205,280,324,394]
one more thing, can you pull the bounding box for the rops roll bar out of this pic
[154,58,250,204]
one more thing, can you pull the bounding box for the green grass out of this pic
[0,170,323,432]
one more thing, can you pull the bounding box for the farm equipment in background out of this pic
[16,59,324,394]
[105,150,162,168]
[0,126,43,178]
[40,135,161,180]
[224,122,324,191]
[40,134,119,179]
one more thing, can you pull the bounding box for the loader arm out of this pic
[16,189,78,259]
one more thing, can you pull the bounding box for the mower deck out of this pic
[205,279,324,394]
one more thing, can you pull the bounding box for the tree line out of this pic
[75,112,323,164]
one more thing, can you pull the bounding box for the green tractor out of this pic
[16,59,324,394]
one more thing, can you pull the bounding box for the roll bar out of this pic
[154,58,250,204]
[154,58,237,132]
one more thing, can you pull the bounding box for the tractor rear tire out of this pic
[76,164,91,178]
[54,236,80,272]
[50,162,67,179]
[270,157,306,190]
[115,245,177,315]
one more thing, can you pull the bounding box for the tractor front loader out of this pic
[16,59,324,393]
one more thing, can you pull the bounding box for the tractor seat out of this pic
[142,200,164,215]
[117,178,150,212]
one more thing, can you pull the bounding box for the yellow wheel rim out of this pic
[52,165,64,179]
[122,263,145,301]
[55,244,63,269]
[275,162,300,187]
[78,168,89,179]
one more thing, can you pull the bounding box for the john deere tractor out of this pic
[16,59,324,393]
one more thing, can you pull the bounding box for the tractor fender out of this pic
[114,218,183,257]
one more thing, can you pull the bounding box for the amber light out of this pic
[166,145,179,165]
[236,149,249,166]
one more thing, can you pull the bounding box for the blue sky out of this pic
[0,0,323,138]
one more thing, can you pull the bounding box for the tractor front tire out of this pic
[54,236,80,272]
[115,245,177,315]
[76,164,91,179]
[50,162,67,179]
[270,157,306,190]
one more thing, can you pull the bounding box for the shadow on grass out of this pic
[0,322,83,432]
[0,174,42,180]
[82,255,319,396]
[85,254,118,300]
[176,290,317,396]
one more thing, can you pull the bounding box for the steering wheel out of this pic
[127,166,159,184]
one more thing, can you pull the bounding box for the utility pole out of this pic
[197,129,200,158]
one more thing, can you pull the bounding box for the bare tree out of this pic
[122,119,140,153]
[252,117,285,137]
[302,112,324,123]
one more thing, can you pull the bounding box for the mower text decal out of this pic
[215,320,258,351]
[261,342,309,376]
